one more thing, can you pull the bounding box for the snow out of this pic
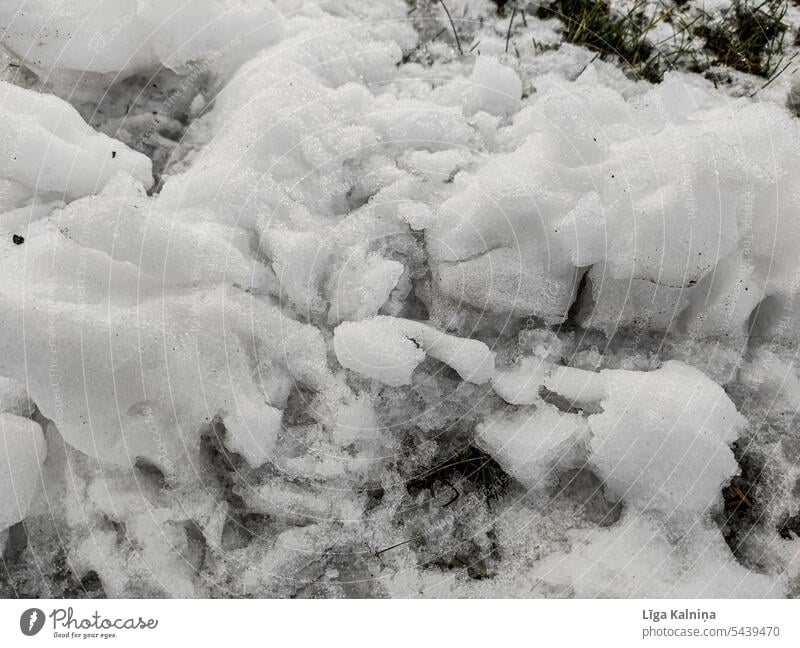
[0,81,152,205]
[335,318,426,387]
[557,362,742,518]
[490,359,743,518]
[0,279,332,473]
[429,72,800,336]
[48,173,269,291]
[0,414,46,532]
[0,0,283,85]
[450,56,523,116]
[0,0,799,600]
[334,316,496,386]
[533,512,782,598]
[476,406,590,490]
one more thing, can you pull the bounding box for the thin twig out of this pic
[375,537,417,556]
[732,484,753,508]
[441,480,460,507]
[413,456,489,482]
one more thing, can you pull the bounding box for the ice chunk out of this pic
[334,316,496,386]
[0,414,46,531]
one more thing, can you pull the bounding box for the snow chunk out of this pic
[464,57,522,116]
[1,414,46,531]
[535,512,782,598]
[238,476,364,525]
[64,460,216,597]
[334,316,496,386]
[549,361,743,517]
[427,78,800,339]
[492,359,743,517]
[476,406,590,490]
[0,0,284,83]
[491,356,551,405]
[426,138,583,323]
[334,319,424,388]
[328,252,405,324]
[0,286,331,475]
[739,349,800,412]
[0,81,153,203]
[49,173,269,291]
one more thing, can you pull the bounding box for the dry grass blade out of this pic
[439,0,463,54]
[506,6,518,53]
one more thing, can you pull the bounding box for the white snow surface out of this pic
[0,80,152,205]
[0,414,46,532]
[487,359,743,519]
[0,0,799,599]
[334,316,496,386]
[0,0,284,87]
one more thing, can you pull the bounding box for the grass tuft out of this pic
[533,0,671,82]
[490,0,790,83]
[694,0,788,77]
